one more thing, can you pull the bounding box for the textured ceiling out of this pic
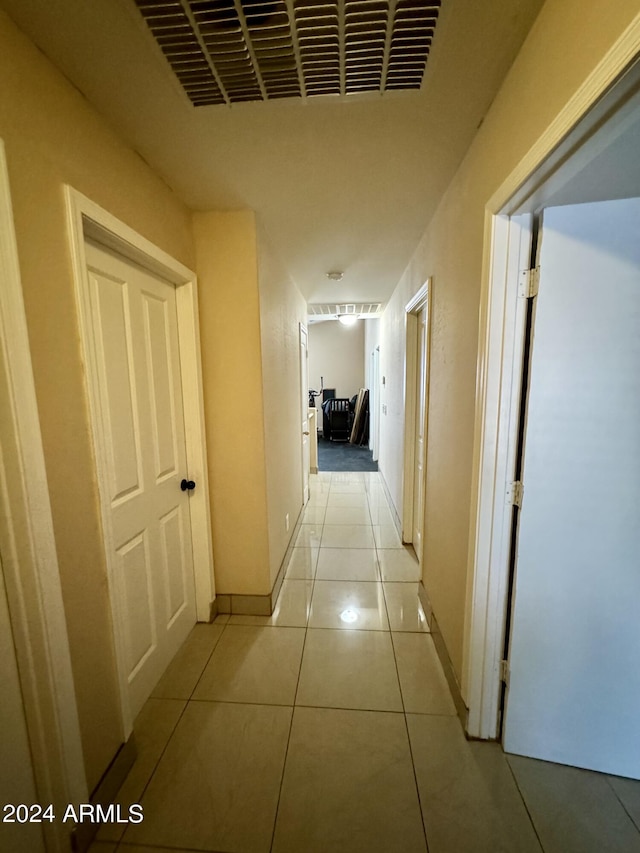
[134,0,441,106]
[0,0,544,303]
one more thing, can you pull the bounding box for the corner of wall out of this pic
[192,210,271,596]
[255,226,308,588]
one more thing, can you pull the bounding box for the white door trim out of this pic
[370,346,380,462]
[402,280,430,543]
[65,187,215,735]
[464,14,640,739]
[463,213,532,737]
[0,141,87,852]
[299,322,310,504]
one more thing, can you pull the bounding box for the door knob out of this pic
[303,431,310,435]
[181,479,196,492]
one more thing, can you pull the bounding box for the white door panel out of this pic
[503,198,640,778]
[86,242,196,718]
[91,271,142,501]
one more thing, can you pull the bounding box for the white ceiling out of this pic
[1,0,544,302]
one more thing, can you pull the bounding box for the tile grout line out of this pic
[113,623,231,845]
[504,756,547,852]
[373,474,441,851]
[383,562,432,853]
[267,471,329,853]
[603,776,640,836]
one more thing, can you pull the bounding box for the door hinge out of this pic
[506,480,524,508]
[518,267,540,299]
[500,659,510,687]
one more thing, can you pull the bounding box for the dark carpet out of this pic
[317,436,378,472]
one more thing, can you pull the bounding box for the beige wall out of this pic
[257,228,308,585]
[0,13,195,790]
[193,211,272,596]
[194,215,308,592]
[379,0,640,691]
[308,320,365,400]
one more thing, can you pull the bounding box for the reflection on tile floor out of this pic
[94,472,640,853]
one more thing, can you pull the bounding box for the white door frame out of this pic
[401,280,430,544]
[65,187,215,735]
[463,17,640,739]
[299,322,310,503]
[0,141,87,851]
[370,345,380,462]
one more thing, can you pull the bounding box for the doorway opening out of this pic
[307,317,379,473]
[402,281,431,556]
[466,49,640,781]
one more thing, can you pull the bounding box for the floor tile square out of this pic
[309,581,389,631]
[324,505,372,526]
[97,698,186,842]
[306,492,329,507]
[229,580,313,628]
[302,504,327,524]
[366,485,388,504]
[284,547,318,580]
[608,774,640,830]
[378,548,421,582]
[321,524,375,549]
[193,625,305,705]
[329,482,366,494]
[294,524,323,547]
[368,503,395,526]
[296,629,402,711]
[392,633,456,714]
[272,707,427,853]
[326,492,369,508]
[508,754,640,853]
[373,524,404,548]
[407,715,542,853]
[315,548,379,581]
[309,475,330,489]
[383,582,429,632]
[151,623,224,700]
[331,472,365,483]
[124,702,291,852]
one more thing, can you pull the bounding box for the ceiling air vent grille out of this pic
[134,0,441,106]
[308,302,384,321]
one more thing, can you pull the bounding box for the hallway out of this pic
[90,472,640,853]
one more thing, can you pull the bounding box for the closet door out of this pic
[85,242,197,718]
[503,198,640,778]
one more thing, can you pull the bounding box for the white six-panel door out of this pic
[503,198,640,778]
[85,242,197,719]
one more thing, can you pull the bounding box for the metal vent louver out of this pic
[134,0,441,106]
[308,302,384,319]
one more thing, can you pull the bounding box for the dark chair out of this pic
[324,398,351,441]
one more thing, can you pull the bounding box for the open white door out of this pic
[300,323,310,503]
[503,198,640,778]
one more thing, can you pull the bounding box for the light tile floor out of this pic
[92,472,640,853]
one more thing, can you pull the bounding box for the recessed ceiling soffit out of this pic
[133,0,442,106]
